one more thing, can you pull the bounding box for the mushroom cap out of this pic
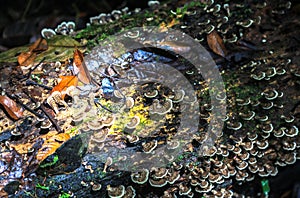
[125,97,135,109]
[92,183,102,191]
[261,123,274,133]
[219,166,230,179]
[144,89,158,98]
[285,126,298,137]
[256,139,269,150]
[149,99,173,115]
[91,128,108,143]
[126,135,139,143]
[208,173,222,183]
[123,186,136,198]
[125,116,140,129]
[87,120,104,130]
[107,185,126,198]
[166,140,180,150]
[41,28,56,39]
[274,127,286,137]
[199,180,209,188]
[248,164,259,173]
[162,190,177,198]
[149,177,168,187]
[151,167,168,179]
[131,168,149,184]
[171,90,185,103]
[178,183,191,195]
[102,116,115,126]
[242,141,254,151]
[167,169,180,184]
[40,119,52,129]
[142,140,158,153]
[226,121,242,130]
[236,161,248,170]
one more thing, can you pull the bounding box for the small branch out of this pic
[40,103,63,133]
[23,90,62,133]
[25,80,52,90]
[1,89,45,119]
[22,57,45,81]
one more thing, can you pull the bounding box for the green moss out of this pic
[59,192,71,198]
[39,155,59,168]
[36,183,50,191]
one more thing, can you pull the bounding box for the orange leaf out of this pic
[0,96,23,120]
[37,132,70,161]
[51,76,78,99]
[37,141,61,161]
[11,142,33,154]
[207,30,227,58]
[73,49,92,84]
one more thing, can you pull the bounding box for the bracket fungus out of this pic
[142,140,158,153]
[131,169,149,184]
[107,185,126,198]
[125,116,140,129]
[149,99,173,115]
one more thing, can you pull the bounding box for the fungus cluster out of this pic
[98,1,298,197]
[41,21,76,39]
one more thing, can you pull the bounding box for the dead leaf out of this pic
[18,38,48,66]
[18,51,37,66]
[36,35,83,62]
[37,131,70,161]
[207,30,227,57]
[51,76,78,99]
[0,35,82,63]
[11,142,34,154]
[0,95,23,120]
[29,38,48,52]
[159,18,179,31]
[157,41,191,53]
[73,49,92,84]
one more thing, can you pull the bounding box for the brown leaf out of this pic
[18,38,48,66]
[36,131,70,161]
[11,142,34,154]
[29,38,48,52]
[18,51,37,66]
[158,41,191,53]
[207,30,227,57]
[73,49,92,84]
[0,96,23,120]
[51,76,78,99]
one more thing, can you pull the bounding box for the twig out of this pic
[1,89,46,119]
[40,103,63,133]
[22,57,45,81]
[23,90,62,133]
[25,80,52,90]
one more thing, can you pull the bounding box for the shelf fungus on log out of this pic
[149,99,173,115]
[144,89,158,98]
[142,140,158,153]
[123,186,136,198]
[131,168,149,184]
[107,185,126,198]
[170,89,185,103]
[126,135,139,144]
[125,116,140,129]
